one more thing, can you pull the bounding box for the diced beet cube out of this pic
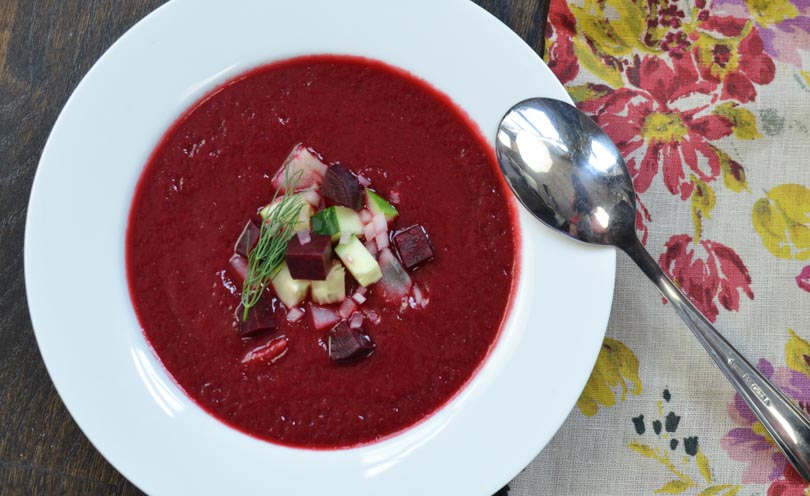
[286,233,333,280]
[235,298,278,336]
[234,220,261,257]
[321,164,363,210]
[393,225,434,269]
[328,321,375,364]
[228,254,249,286]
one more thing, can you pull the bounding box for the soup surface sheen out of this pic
[127,55,519,448]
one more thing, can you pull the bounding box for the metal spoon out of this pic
[496,97,810,480]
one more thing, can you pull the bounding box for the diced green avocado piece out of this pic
[365,189,398,221]
[334,235,382,287]
[260,197,313,232]
[311,206,363,241]
[271,261,310,308]
[311,262,347,304]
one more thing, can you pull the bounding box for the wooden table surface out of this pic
[0,1,548,493]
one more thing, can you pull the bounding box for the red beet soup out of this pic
[126,55,519,448]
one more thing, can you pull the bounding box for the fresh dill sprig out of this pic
[241,169,304,319]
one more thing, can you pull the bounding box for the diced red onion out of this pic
[359,209,373,224]
[356,287,368,296]
[411,284,429,308]
[389,191,400,204]
[339,298,358,319]
[357,175,372,187]
[352,292,367,304]
[376,233,390,250]
[362,222,376,241]
[303,189,321,206]
[286,307,305,322]
[363,308,381,325]
[413,284,423,305]
[339,232,351,245]
[296,230,312,245]
[308,303,340,331]
[365,240,378,257]
[373,213,387,233]
[349,311,365,329]
[376,248,412,303]
[271,144,328,192]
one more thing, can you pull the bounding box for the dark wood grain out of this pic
[0,1,548,493]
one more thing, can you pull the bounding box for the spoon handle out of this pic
[623,236,810,481]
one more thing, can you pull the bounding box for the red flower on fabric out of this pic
[767,464,810,496]
[545,0,579,85]
[796,266,810,293]
[582,56,732,199]
[691,20,776,103]
[659,234,753,322]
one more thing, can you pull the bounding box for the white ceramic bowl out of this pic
[25,0,615,494]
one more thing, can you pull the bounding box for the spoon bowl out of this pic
[496,98,636,247]
[497,97,810,481]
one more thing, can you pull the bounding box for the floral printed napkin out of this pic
[504,0,810,494]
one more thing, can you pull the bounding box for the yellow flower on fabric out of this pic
[577,338,642,416]
[745,0,799,26]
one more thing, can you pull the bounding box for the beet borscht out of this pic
[126,55,519,448]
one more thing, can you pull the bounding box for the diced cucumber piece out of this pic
[271,261,310,308]
[311,206,363,241]
[260,197,312,232]
[334,235,382,287]
[311,262,346,304]
[365,189,398,221]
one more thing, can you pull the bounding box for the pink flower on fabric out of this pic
[796,266,810,292]
[658,234,753,322]
[581,56,732,200]
[722,359,810,483]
